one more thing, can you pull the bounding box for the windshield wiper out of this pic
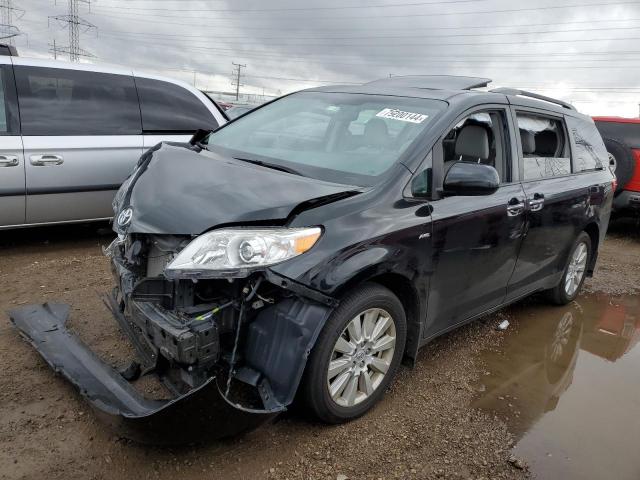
[233,157,303,177]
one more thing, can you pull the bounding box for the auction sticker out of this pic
[376,108,428,123]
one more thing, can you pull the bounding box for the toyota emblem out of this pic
[117,207,133,227]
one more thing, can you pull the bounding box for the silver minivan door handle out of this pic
[529,193,545,212]
[0,155,19,167]
[30,154,64,166]
[507,198,525,216]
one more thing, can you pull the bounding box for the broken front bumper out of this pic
[8,303,278,445]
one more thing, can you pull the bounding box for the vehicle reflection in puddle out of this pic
[472,294,640,480]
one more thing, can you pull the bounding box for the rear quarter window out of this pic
[566,116,606,172]
[135,77,218,133]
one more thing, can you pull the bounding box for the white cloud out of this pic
[12,0,640,115]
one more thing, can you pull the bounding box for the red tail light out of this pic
[627,149,640,193]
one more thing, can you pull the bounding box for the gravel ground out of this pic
[0,218,638,480]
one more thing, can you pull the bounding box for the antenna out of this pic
[49,0,96,62]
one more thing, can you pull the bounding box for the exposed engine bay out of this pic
[106,232,335,412]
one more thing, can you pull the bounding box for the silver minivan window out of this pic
[14,66,141,136]
[136,77,218,133]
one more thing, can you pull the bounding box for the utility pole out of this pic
[0,0,24,44]
[49,38,64,59]
[49,0,96,62]
[231,62,246,101]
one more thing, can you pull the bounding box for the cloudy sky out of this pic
[10,0,640,115]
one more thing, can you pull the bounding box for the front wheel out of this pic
[301,283,407,424]
[547,232,592,305]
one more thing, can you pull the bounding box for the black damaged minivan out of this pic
[11,76,614,442]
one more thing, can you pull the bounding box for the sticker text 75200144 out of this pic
[376,108,428,124]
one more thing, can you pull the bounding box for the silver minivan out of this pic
[0,56,227,229]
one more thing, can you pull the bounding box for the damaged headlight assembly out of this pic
[164,227,322,279]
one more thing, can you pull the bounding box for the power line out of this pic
[97,25,640,44]
[91,0,485,13]
[101,32,640,48]
[231,62,246,101]
[49,0,96,61]
[56,14,640,34]
[86,1,640,25]
[94,38,640,77]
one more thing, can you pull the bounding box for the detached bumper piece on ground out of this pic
[9,250,334,444]
[8,303,280,444]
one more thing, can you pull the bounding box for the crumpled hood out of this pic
[116,143,360,235]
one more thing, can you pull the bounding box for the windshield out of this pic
[206,91,445,186]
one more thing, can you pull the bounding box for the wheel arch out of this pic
[333,269,425,364]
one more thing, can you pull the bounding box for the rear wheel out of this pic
[301,283,406,423]
[603,137,635,192]
[547,232,591,305]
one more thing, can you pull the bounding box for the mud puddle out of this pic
[473,294,640,480]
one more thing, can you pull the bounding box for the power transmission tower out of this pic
[231,62,246,101]
[0,0,24,45]
[49,0,96,62]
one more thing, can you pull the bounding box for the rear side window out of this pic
[516,113,571,180]
[15,66,141,135]
[135,77,218,133]
[566,116,606,172]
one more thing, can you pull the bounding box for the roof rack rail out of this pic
[490,87,575,111]
[367,75,491,91]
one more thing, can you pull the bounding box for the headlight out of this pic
[164,227,321,279]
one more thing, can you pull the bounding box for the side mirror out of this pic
[443,162,500,196]
[189,128,213,146]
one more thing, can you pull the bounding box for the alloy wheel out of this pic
[326,308,396,407]
[565,242,588,297]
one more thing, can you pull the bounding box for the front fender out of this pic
[243,298,332,408]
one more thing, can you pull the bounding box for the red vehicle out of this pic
[593,117,640,214]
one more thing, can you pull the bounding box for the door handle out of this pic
[0,155,18,167]
[30,154,64,166]
[507,198,525,216]
[529,193,545,212]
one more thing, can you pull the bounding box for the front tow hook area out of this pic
[8,303,279,445]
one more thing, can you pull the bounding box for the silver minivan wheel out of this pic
[326,308,396,407]
[565,241,588,296]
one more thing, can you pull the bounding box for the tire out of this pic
[546,232,592,305]
[301,283,407,424]
[602,137,635,192]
